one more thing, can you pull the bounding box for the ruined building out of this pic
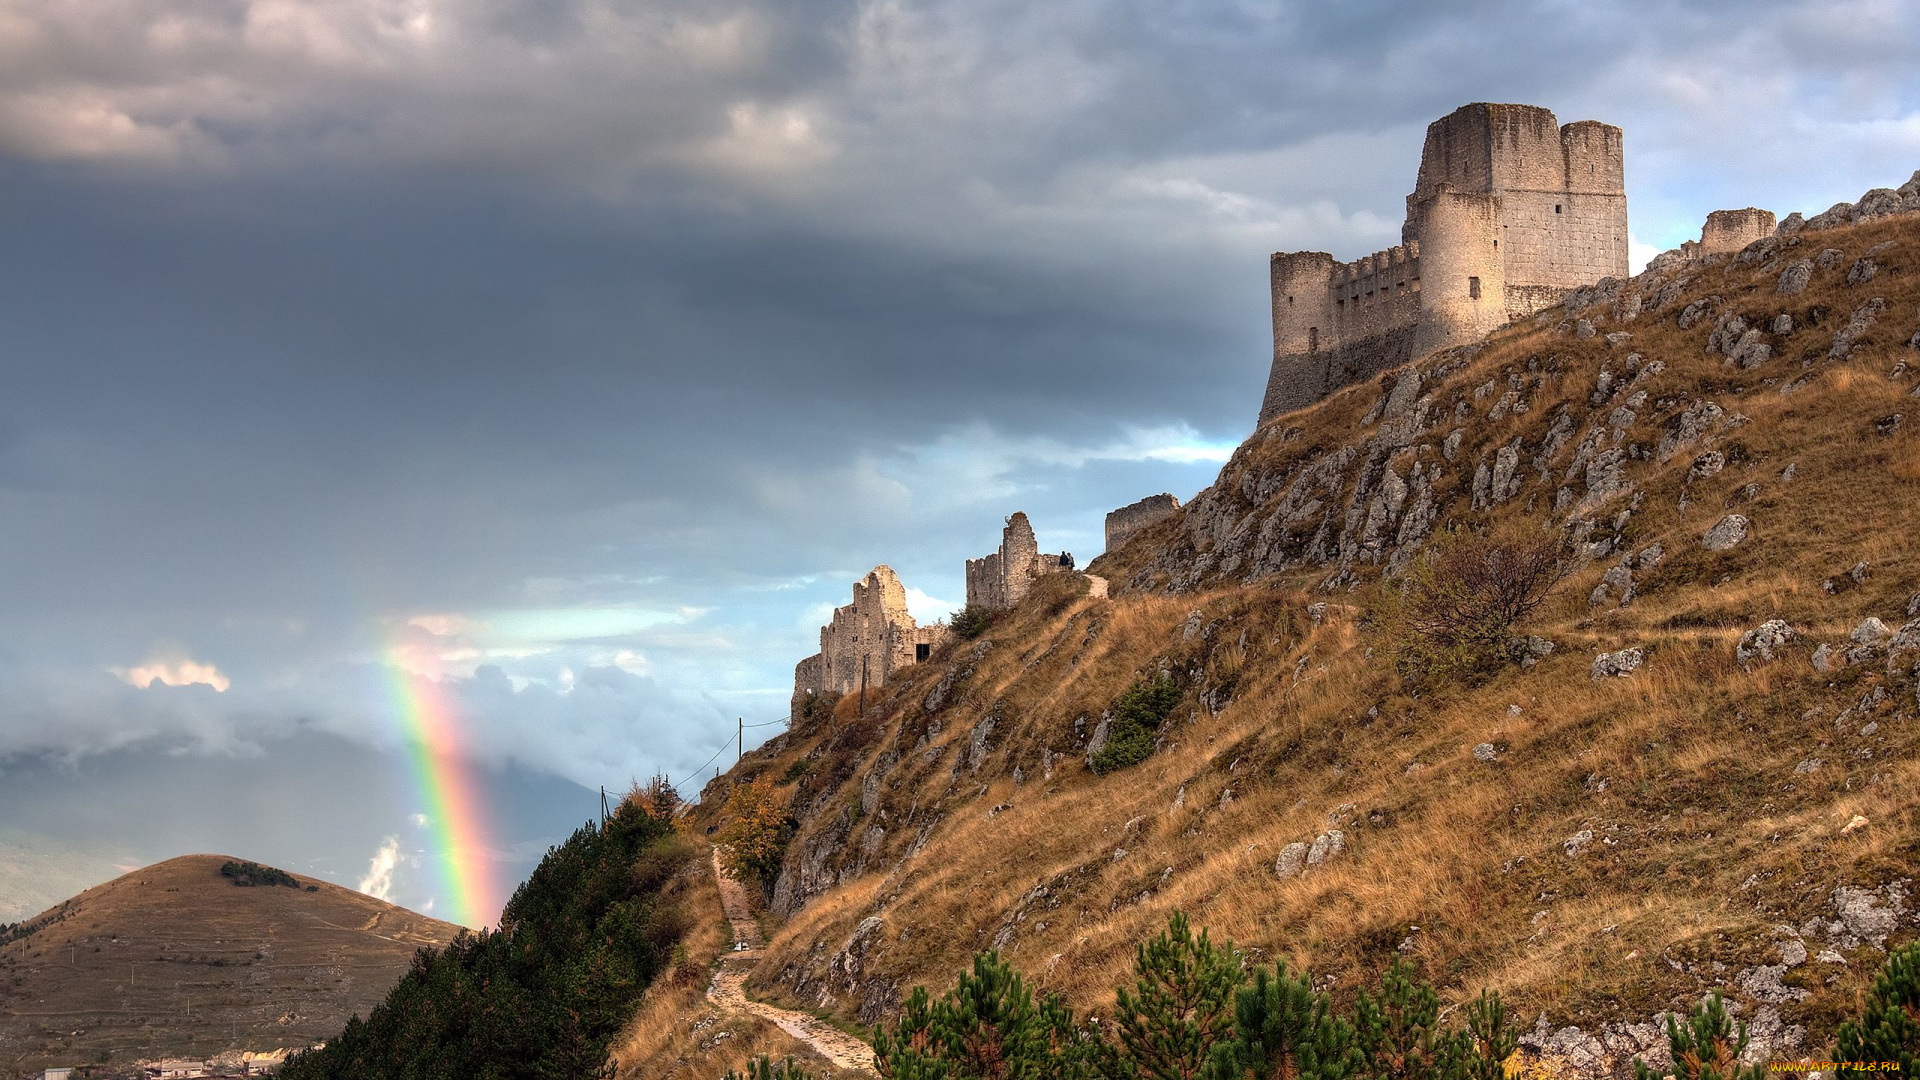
[1260,103,1628,424]
[1104,494,1181,552]
[964,512,1075,611]
[790,566,948,724]
[1676,208,1776,263]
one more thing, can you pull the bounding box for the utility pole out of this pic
[736,718,742,764]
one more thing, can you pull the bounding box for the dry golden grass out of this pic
[610,840,832,1080]
[685,214,1920,1050]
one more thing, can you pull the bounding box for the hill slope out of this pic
[674,179,1920,1079]
[0,854,460,1073]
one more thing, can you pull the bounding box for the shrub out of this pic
[1206,961,1359,1080]
[727,1057,816,1080]
[1091,674,1183,775]
[626,773,682,819]
[1835,941,1920,1073]
[220,860,300,889]
[951,604,997,640]
[1372,527,1563,684]
[715,775,796,889]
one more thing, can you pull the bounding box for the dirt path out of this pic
[707,850,875,1075]
[1086,574,1109,599]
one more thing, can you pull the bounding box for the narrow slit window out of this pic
[1308,327,1319,351]
[1555,204,1563,214]
[1468,276,1481,300]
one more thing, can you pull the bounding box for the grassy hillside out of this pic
[671,203,1920,1078]
[0,853,460,1074]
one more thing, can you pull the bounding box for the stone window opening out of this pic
[915,643,931,662]
[1555,204,1563,214]
[1288,295,1294,305]
[1308,327,1319,351]
[1469,276,1481,300]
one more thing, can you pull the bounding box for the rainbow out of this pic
[382,656,495,929]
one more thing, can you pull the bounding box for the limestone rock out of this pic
[1591,648,1644,680]
[1518,636,1556,668]
[1772,313,1794,335]
[1776,260,1813,296]
[1849,258,1880,285]
[1737,620,1797,666]
[1563,829,1595,856]
[1472,742,1500,763]
[1702,514,1750,551]
[1688,450,1725,481]
[1273,842,1308,879]
[1811,643,1838,673]
[1816,246,1846,270]
[1830,298,1889,360]
[1305,829,1345,867]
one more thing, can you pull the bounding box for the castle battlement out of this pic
[1259,103,1628,424]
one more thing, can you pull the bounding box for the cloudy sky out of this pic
[0,0,1915,922]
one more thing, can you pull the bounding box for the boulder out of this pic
[1305,830,1345,867]
[1591,648,1644,680]
[1702,514,1750,551]
[1273,842,1308,879]
[1473,742,1500,763]
[1736,620,1797,666]
[1776,260,1813,296]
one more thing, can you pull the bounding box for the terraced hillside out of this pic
[0,854,459,1074]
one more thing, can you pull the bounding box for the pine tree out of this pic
[1105,912,1246,1080]
[873,952,1092,1080]
[1205,961,1359,1080]
[726,1056,815,1080]
[1352,958,1447,1080]
[1632,993,1763,1080]
[1835,942,1920,1072]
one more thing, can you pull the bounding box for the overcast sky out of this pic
[1,0,1915,921]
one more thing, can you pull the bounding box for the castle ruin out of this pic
[965,512,1075,611]
[1260,103,1628,424]
[1678,207,1776,262]
[1104,494,1181,553]
[790,565,949,724]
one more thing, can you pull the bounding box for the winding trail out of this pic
[1086,574,1109,599]
[707,849,876,1074]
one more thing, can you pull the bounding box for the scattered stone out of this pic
[1811,643,1838,673]
[1307,602,1328,624]
[1848,258,1880,285]
[1702,514,1750,551]
[1776,260,1813,295]
[1473,742,1499,763]
[1518,636,1556,668]
[1875,413,1904,436]
[1781,462,1798,481]
[1772,313,1794,335]
[1592,648,1644,680]
[1605,331,1633,347]
[1688,450,1725,481]
[1850,562,1871,585]
[1575,319,1597,339]
[1842,815,1870,836]
[1793,758,1823,774]
[1889,618,1920,673]
[1678,297,1720,329]
[1816,247,1845,271]
[1830,297,1889,360]
[1273,842,1308,879]
[1736,620,1797,666]
[1305,830,1345,867]
[1906,592,1920,617]
[1563,829,1595,856]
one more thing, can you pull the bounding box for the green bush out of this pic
[727,1056,815,1080]
[1632,992,1762,1080]
[1091,674,1183,775]
[950,604,996,641]
[220,860,301,888]
[874,951,1094,1080]
[1106,911,1244,1080]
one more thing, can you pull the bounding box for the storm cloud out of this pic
[1,0,1916,915]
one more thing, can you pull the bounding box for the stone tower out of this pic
[1260,103,1628,423]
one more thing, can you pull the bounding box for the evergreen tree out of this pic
[874,952,1093,1080]
[1632,993,1763,1080]
[1205,961,1359,1080]
[1104,912,1246,1080]
[727,1056,816,1080]
[1835,942,1920,1072]
[1352,958,1449,1080]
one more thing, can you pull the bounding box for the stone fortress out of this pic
[1104,494,1181,551]
[1260,102,1631,423]
[790,512,1085,723]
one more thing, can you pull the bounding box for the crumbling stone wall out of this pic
[1261,103,1628,424]
[1678,208,1777,263]
[965,512,1074,611]
[791,566,950,723]
[1105,494,1182,552]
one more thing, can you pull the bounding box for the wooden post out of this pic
[737,717,743,764]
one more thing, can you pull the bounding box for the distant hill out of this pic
[0,853,461,1075]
